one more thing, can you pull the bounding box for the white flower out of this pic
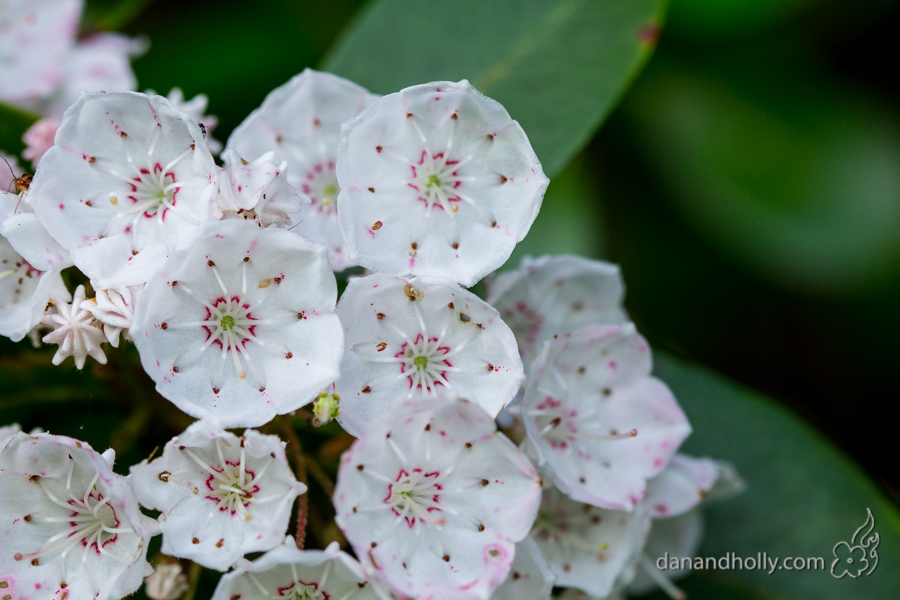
[334,273,524,437]
[42,33,147,117]
[143,562,188,600]
[153,88,221,153]
[0,424,23,454]
[522,324,691,510]
[336,80,548,286]
[628,456,745,598]
[0,0,82,107]
[215,149,307,227]
[130,421,306,571]
[0,189,72,272]
[0,232,69,343]
[26,91,219,289]
[41,284,107,369]
[211,540,386,600]
[531,484,651,598]
[490,537,556,600]
[0,432,155,600]
[226,68,378,271]
[486,255,628,366]
[81,283,142,347]
[334,397,542,600]
[130,218,343,427]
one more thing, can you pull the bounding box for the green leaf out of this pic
[622,56,900,295]
[646,352,900,599]
[83,0,155,31]
[0,102,39,159]
[322,0,666,178]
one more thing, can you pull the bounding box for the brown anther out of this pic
[577,366,586,374]
[212,387,220,394]
[376,312,385,320]
[477,524,485,531]
[376,145,383,153]
[362,386,372,393]
[448,302,454,309]
[372,221,382,230]
[442,555,450,562]
[119,131,127,138]
[216,538,224,548]
[313,118,321,126]
[207,260,215,267]
[31,559,39,566]
[23,514,31,522]
[285,352,293,359]
[410,242,418,250]
[452,242,459,249]
[158,471,171,482]
[602,388,612,397]
[172,366,179,373]
[481,479,489,486]
[450,113,458,120]
[274,277,282,284]
[368,187,375,193]
[404,284,424,301]
[491,220,497,227]
[259,387,265,392]
[424,423,431,431]
[243,256,250,262]
[406,113,413,118]
[371,541,377,548]
[357,464,364,471]
[160,322,168,330]
[192,538,199,544]
[465,442,472,448]
[486,134,494,141]
[499,175,507,183]
[376,342,387,352]
[487,364,494,372]
[87,156,96,163]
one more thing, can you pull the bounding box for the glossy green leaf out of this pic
[623,57,900,295]
[322,0,666,177]
[642,352,900,599]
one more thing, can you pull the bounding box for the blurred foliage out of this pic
[322,0,666,178]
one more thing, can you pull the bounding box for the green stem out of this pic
[181,561,202,600]
[280,418,309,549]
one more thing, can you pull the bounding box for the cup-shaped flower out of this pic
[0,233,69,343]
[491,537,556,600]
[0,432,155,600]
[215,149,306,227]
[210,540,386,600]
[226,69,378,271]
[26,91,218,289]
[522,324,691,510]
[130,421,306,571]
[130,218,343,427]
[334,397,542,600]
[486,255,628,367]
[333,273,524,437]
[336,80,548,286]
[530,484,651,598]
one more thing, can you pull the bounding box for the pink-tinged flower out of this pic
[486,255,628,366]
[0,432,155,600]
[41,284,107,369]
[531,484,651,598]
[42,33,147,117]
[130,219,343,427]
[215,149,307,227]
[0,0,82,106]
[22,117,61,165]
[130,421,306,571]
[522,324,691,510]
[334,397,542,600]
[628,456,744,598]
[227,69,378,271]
[210,540,387,600]
[336,80,548,286]
[80,283,141,347]
[491,537,556,600]
[333,273,524,437]
[26,91,219,289]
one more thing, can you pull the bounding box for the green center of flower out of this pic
[426,174,441,188]
[413,355,430,370]
[220,315,235,330]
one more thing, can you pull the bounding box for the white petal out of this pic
[337,80,548,286]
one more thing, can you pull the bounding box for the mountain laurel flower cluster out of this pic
[0,47,742,600]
